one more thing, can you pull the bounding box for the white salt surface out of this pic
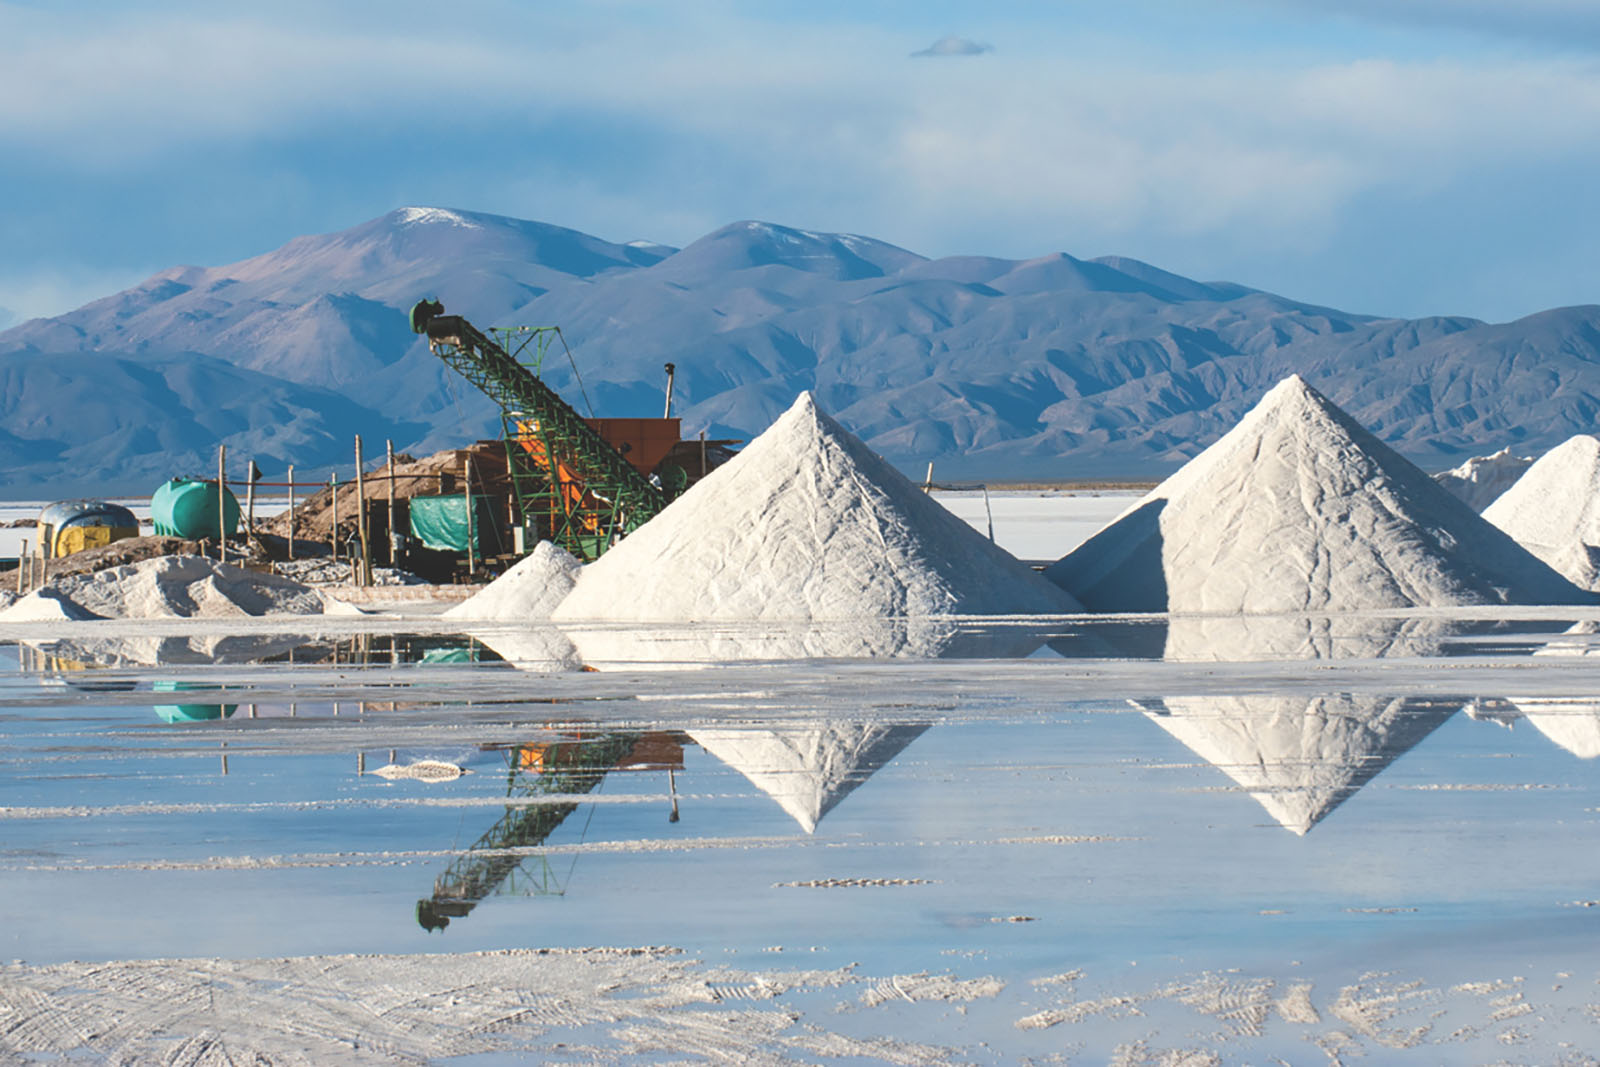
[1434,447,1536,512]
[1482,434,1600,591]
[555,393,1080,621]
[932,489,1139,561]
[370,760,470,781]
[1047,375,1588,613]
[0,555,334,621]
[444,541,582,620]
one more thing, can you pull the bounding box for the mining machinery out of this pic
[410,299,677,561]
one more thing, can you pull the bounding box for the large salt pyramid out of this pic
[1482,435,1600,591]
[689,722,928,833]
[1047,375,1590,613]
[1145,694,1459,834]
[553,392,1080,620]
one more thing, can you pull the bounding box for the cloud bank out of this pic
[911,36,993,58]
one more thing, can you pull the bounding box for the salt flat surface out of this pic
[4,611,1600,1062]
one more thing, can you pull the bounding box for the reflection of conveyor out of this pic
[417,732,680,931]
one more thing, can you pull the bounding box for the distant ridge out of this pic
[4,206,1600,494]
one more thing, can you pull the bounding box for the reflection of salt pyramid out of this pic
[1512,700,1600,759]
[1484,435,1600,591]
[1146,694,1458,834]
[554,393,1080,620]
[1048,375,1587,613]
[689,723,929,833]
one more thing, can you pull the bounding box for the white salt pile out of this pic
[554,393,1080,621]
[1046,375,1590,613]
[1434,447,1536,512]
[444,541,583,620]
[0,555,340,621]
[1482,435,1600,591]
[1144,694,1461,834]
[688,723,929,833]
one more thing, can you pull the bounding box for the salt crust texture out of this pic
[1433,447,1535,512]
[688,723,929,833]
[444,541,583,620]
[1482,434,1600,591]
[1047,375,1590,613]
[0,555,335,621]
[554,393,1081,621]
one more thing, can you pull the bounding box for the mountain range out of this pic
[2,205,1597,494]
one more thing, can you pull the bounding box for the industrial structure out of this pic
[410,299,709,562]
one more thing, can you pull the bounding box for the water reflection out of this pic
[152,680,237,723]
[558,620,1050,668]
[416,731,683,932]
[688,722,929,833]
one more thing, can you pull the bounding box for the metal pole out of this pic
[217,444,227,563]
[464,456,476,576]
[355,436,372,587]
[330,474,339,562]
[386,439,399,568]
[923,461,934,493]
[287,465,296,560]
[663,361,676,418]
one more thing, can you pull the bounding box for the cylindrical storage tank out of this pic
[151,479,240,540]
[36,499,140,559]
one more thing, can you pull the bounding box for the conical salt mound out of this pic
[1046,375,1591,613]
[689,723,929,833]
[1482,435,1600,591]
[1144,694,1459,834]
[554,393,1081,620]
[1434,447,1535,512]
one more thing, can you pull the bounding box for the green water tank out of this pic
[151,478,240,539]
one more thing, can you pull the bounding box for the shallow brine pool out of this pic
[3,612,1600,1063]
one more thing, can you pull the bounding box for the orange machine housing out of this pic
[584,418,682,476]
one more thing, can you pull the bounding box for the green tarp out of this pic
[408,495,498,554]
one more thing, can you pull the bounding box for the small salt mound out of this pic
[689,723,929,833]
[1482,435,1600,591]
[371,760,471,781]
[0,588,101,622]
[445,541,583,620]
[10,555,332,620]
[1143,694,1460,834]
[1047,375,1590,613]
[554,393,1080,621]
[1434,447,1535,512]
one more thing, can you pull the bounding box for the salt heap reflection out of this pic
[1142,615,1465,834]
[690,722,929,833]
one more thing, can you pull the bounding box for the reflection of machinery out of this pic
[417,731,684,931]
[35,500,139,559]
[410,299,680,562]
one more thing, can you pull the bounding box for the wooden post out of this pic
[330,474,339,562]
[463,456,476,576]
[699,430,707,477]
[354,436,372,587]
[16,538,26,594]
[385,439,399,568]
[286,465,296,560]
[244,460,257,544]
[217,444,228,563]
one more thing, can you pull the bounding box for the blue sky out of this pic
[2,0,1597,325]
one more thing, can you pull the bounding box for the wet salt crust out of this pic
[554,392,1080,621]
[0,554,338,621]
[1433,446,1535,512]
[444,540,583,620]
[1046,375,1589,613]
[1483,434,1600,592]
